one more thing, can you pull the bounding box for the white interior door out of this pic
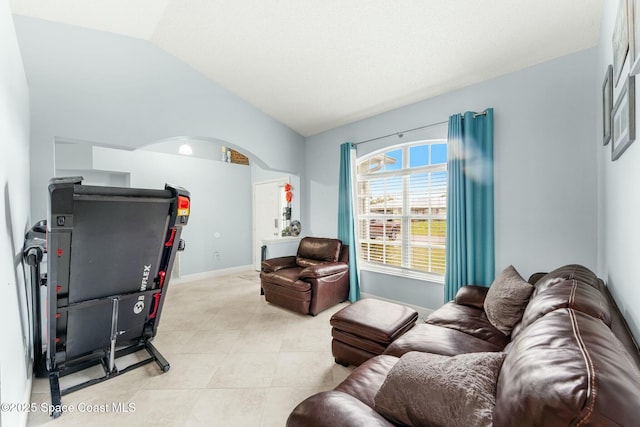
[253,180,286,270]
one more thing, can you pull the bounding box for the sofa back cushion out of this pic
[515,278,611,335]
[494,309,640,427]
[532,263,600,294]
[509,264,611,339]
[296,237,342,267]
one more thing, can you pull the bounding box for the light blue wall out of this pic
[0,1,32,425]
[13,16,306,223]
[91,146,253,275]
[596,3,640,340]
[306,49,598,309]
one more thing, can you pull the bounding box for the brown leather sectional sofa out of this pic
[287,264,640,426]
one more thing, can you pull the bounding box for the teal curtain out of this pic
[444,109,495,302]
[338,142,360,302]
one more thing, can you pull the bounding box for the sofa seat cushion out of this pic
[335,355,399,408]
[384,323,505,358]
[375,351,505,427]
[494,308,640,427]
[427,302,510,348]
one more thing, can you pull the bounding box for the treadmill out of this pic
[24,177,190,417]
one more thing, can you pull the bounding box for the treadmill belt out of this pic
[68,199,169,303]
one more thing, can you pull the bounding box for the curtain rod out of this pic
[353,110,487,146]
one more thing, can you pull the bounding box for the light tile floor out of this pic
[27,271,354,426]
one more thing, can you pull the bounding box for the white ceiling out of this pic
[10,0,603,136]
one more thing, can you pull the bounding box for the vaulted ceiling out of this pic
[10,0,603,136]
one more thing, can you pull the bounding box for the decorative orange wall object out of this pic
[284,183,293,203]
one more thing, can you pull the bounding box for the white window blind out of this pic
[356,140,447,278]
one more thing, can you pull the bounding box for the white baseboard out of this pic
[360,292,433,322]
[171,265,255,284]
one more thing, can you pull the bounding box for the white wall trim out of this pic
[360,292,433,322]
[253,177,290,270]
[171,265,255,284]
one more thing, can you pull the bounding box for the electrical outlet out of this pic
[214,251,220,261]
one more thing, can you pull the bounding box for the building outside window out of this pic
[355,140,447,280]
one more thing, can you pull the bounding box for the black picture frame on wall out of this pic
[612,75,636,160]
[603,65,614,145]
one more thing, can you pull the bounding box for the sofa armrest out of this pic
[299,262,348,279]
[454,285,489,309]
[261,256,297,273]
[287,391,394,427]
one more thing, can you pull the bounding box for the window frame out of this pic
[355,139,447,283]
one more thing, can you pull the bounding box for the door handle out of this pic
[274,218,278,228]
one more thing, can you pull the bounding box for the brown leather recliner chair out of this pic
[260,237,349,316]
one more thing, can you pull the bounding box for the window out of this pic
[356,140,447,279]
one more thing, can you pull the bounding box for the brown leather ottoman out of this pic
[330,298,418,367]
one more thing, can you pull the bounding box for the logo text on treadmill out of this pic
[139,265,151,291]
